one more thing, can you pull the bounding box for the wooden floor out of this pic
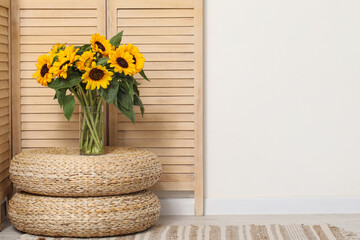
[1,214,360,239]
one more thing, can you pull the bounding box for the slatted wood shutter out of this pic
[108,0,203,215]
[10,0,203,215]
[0,0,11,203]
[11,0,106,155]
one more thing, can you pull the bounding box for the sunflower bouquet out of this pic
[32,32,149,155]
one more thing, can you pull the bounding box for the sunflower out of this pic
[108,47,136,76]
[33,54,54,86]
[50,45,79,79]
[82,62,113,90]
[49,43,66,55]
[122,44,145,73]
[90,33,113,57]
[76,50,95,71]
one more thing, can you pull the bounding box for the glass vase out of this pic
[79,104,104,155]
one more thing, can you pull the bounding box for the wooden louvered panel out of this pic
[12,0,106,155]
[109,0,203,215]
[0,0,11,210]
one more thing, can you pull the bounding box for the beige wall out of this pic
[205,0,360,199]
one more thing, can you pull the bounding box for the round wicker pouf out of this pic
[10,146,162,196]
[9,190,161,238]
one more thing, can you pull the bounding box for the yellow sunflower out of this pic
[108,47,136,76]
[90,33,113,57]
[82,62,113,90]
[49,43,66,55]
[33,54,54,86]
[122,44,145,73]
[50,45,79,79]
[76,50,95,71]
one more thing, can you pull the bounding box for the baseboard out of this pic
[160,198,195,215]
[160,197,360,215]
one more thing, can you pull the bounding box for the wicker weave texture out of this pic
[9,190,161,237]
[10,147,162,196]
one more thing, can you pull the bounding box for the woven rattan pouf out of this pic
[8,147,162,237]
[9,190,161,237]
[10,147,162,196]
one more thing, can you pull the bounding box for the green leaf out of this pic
[55,88,66,107]
[110,31,124,48]
[115,87,135,123]
[116,86,133,110]
[99,80,119,104]
[118,104,135,123]
[96,57,109,66]
[134,94,144,116]
[125,75,135,85]
[133,84,144,116]
[123,80,134,101]
[139,70,150,81]
[48,71,82,90]
[63,95,75,121]
[133,79,141,85]
[76,44,91,55]
[81,44,91,50]
[133,84,140,96]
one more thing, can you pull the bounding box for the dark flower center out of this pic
[116,57,128,68]
[40,64,48,77]
[95,41,105,51]
[89,68,104,81]
[132,55,137,64]
[60,60,70,69]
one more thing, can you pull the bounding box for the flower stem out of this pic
[77,85,103,153]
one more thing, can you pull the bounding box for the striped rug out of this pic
[19,224,359,240]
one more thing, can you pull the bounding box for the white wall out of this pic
[205,0,360,201]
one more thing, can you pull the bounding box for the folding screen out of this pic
[0,0,11,203]
[108,0,203,215]
[11,0,203,215]
[11,0,106,155]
